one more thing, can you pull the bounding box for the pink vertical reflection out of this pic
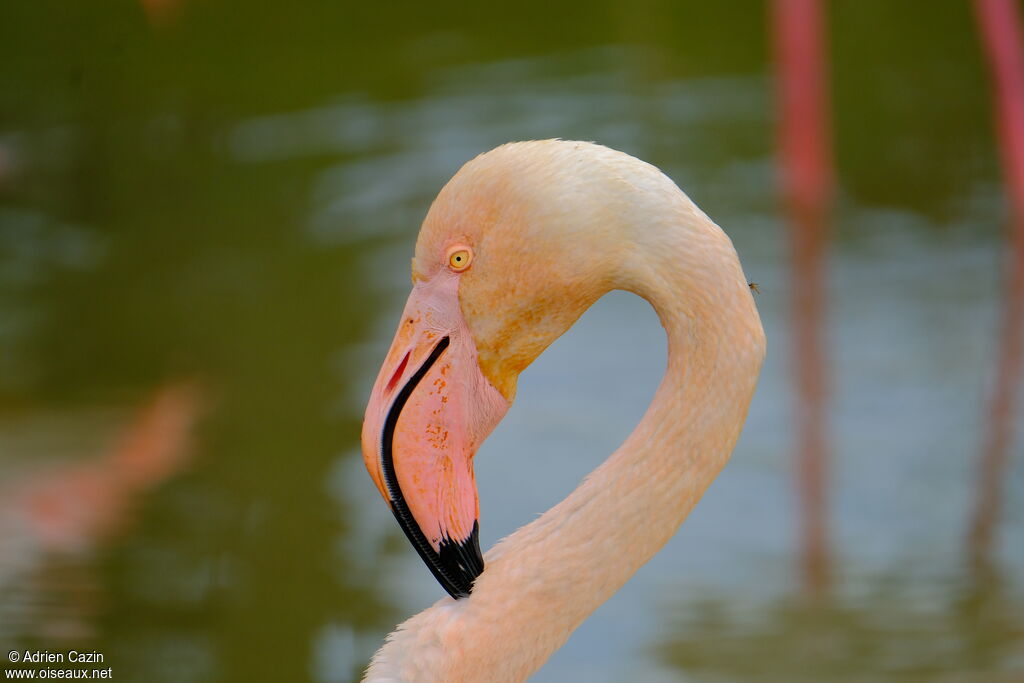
[970,0,1024,567]
[140,0,186,28]
[773,0,833,597]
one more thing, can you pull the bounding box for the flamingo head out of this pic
[361,141,674,598]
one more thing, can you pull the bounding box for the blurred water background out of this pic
[1,1,1023,681]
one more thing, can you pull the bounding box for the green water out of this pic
[1,1,1022,681]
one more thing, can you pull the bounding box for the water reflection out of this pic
[656,568,1024,682]
[0,384,200,642]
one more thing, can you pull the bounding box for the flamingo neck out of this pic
[366,217,764,682]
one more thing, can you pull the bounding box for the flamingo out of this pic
[360,140,765,682]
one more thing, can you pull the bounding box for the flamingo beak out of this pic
[361,273,509,599]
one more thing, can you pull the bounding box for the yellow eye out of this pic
[447,246,473,272]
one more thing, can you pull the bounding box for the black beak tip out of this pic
[435,520,484,599]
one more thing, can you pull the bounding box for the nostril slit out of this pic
[385,351,411,395]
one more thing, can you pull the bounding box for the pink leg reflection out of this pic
[970,0,1024,568]
[139,0,187,28]
[773,0,833,598]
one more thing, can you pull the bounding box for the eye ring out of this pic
[447,246,473,272]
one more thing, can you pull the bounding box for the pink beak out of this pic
[361,272,508,598]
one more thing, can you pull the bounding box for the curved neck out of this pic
[366,219,764,682]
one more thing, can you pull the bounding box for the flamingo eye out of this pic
[447,247,473,272]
